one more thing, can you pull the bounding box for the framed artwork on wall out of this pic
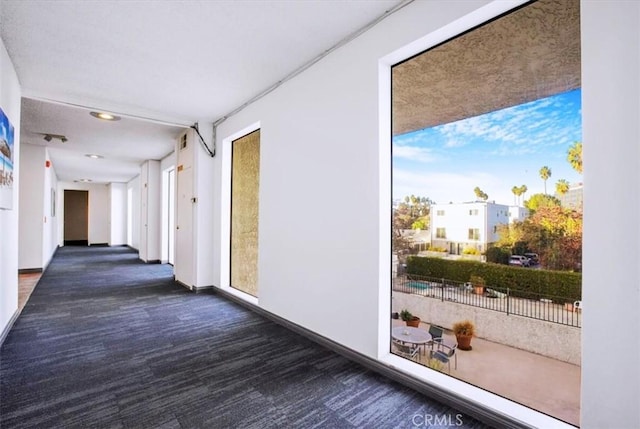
[0,107,15,210]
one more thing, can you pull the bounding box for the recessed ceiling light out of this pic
[85,154,103,159]
[90,111,121,121]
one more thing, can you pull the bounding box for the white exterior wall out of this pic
[431,202,509,252]
[485,203,510,243]
[508,205,528,224]
[0,35,21,339]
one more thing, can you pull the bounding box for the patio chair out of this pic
[430,341,457,372]
[428,325,444,349]
[392,339,419,361]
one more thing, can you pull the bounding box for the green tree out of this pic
[496,205,582,271]
[525,193,561,213]
[556,179,570,197]
[392,195,434,253]
[567,142,583,174]
[539,166,552,194]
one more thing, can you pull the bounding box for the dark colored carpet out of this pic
[1,246,492,428]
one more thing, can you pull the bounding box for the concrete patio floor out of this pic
[392,319,580,427]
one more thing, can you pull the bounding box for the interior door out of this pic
[174,166,193,286]
[167,168,175,265]
[63,190,88,245]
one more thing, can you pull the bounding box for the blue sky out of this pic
[393,88,582,206]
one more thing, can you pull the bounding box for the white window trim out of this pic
[220,121,261,307]
[378,1,573,427]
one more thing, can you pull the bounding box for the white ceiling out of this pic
[0,0,404,183]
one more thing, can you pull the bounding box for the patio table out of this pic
[392,326,432,355]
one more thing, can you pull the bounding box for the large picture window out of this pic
[390,0,582,425]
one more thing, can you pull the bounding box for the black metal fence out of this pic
[393,273,581,328]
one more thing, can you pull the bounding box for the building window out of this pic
[469,209,478,215]
[437,210,445,216]
[436,228,446,238]
[468,228,480,240]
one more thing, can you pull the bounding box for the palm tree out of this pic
[556,179,570,197]
[473,187,488,201]
[519,184,528,203]
[511,186,519,205]
[567,142,582,174]
[539,166,552,194]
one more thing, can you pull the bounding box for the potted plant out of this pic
[453,319,475,351]
[400,309,421,327]
[469,274,485,295]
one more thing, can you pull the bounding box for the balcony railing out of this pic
[393,274,581,328]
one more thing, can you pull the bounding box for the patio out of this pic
[391,319,581,427]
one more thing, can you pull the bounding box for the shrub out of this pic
[399,309,413,322]
[462,247,480,255]
[453,320,475,337]
[406,256,581,301]
[485,246,510,264]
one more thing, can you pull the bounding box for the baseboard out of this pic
[191,285,214,293]
[0,308,20,347]
[211,286,531,429]
[18,268,43,274]
[64,240,88,246]
[144,259,161,264]
[89,243,109,247]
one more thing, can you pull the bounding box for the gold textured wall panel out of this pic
[230,129,260,297]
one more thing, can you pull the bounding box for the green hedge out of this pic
[406,256,582,302]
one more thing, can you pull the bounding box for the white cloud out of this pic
[392,145,437,163]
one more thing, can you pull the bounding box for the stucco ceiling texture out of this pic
[392,0,581,136]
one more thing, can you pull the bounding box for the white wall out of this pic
[127,176,140,250]
[0,36,21,338]
[57,181,110,245]
[208,1,640,427]
[214,0,493,354]
[42,148,58,264]
[581,2,640,428]
[160,151,175,263]
[138,160,161,262]
[18,143,44,270]
[194,124,215,287]
[109,183,127,246]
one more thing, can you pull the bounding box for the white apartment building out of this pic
[430,201,528,255]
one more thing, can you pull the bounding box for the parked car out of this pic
[524,253,539,265]
[509,255,530,267]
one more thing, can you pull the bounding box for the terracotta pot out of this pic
[473,285,485,295]
[456,334,473,351]
[405,316,421,327]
